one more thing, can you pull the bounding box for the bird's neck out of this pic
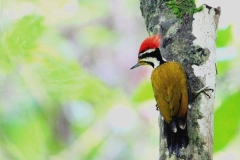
[156,48,166,64]
[151,48,166,69]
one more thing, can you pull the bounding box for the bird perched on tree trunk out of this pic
[131,35,212,157]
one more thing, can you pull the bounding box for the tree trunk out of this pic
[139,1,220,159]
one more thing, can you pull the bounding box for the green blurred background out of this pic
[0,0,239,159]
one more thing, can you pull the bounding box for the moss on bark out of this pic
[163,0,203,18]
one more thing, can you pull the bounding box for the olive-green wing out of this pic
[151,62,188,123]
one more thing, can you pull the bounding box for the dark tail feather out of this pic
[164,120,189,157]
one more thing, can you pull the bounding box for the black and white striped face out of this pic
[131,48,166,70]
[138,48,164,69]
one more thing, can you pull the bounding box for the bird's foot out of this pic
[192,86,214,99]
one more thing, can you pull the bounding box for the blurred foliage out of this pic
[214,24,239,154]
[81,26,117,47]
[216,25,233,48]
[0,12,121,159]
[216,60,231,77]
[0,15,44,72]
[214,91,240,152]
[131,80,154,103]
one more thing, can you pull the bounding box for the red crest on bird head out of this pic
[138,34,161,54]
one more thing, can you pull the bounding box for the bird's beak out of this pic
[130,62,141,70]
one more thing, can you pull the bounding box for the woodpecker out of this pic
[131,35,213,157]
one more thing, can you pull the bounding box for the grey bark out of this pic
[139,1,220,159]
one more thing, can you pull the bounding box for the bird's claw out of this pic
[201,86,214,99]
[192,86,214,100]
[155,104,159,111]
